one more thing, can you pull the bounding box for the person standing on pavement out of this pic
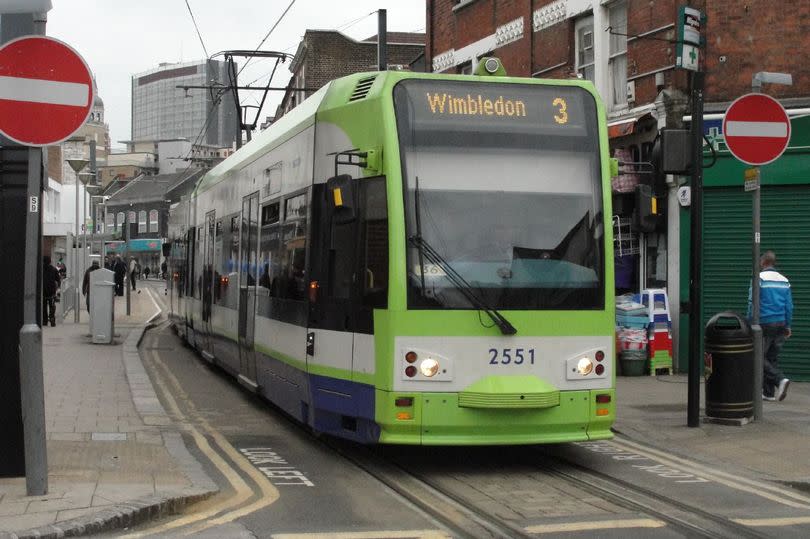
[42,256,61,327]
[129,257,140,293]
[82,260,101,313]
[748,250,792,401]
[113,255,127,296]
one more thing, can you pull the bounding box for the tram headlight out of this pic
[419,358,440,378]
[399,346,453,381]
[576,357,594,375]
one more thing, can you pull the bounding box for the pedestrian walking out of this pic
[144,266,151,280]
[130,257,139,293]
[161,260,167,280]
[42,256,61,327]
[113,255,126,296]
[748,250,793,401]
[56,258,67,280]
[82,260,101,313]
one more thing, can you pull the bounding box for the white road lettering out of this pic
[241,447,315,487]
[576,441,709,483]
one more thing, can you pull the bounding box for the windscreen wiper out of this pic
[408,235,517,335]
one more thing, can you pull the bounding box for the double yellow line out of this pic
[122,330,280,537]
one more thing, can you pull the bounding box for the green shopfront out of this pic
[680,114,810,381]
[106,239,163,275]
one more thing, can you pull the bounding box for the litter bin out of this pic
[704,312,754,419]
[90,268,115,344]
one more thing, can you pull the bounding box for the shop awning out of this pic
[105,239,162,253]
[608,109,656,139]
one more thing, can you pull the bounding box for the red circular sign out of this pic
[722,93,791,166]
[0,36,94,146]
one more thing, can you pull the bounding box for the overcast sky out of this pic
[47,0,425,149]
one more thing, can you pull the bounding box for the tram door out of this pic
[201,211,216,352]
[238,192,259,387]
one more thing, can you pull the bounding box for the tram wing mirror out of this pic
[326,174,357,224]
[162,242,172,257]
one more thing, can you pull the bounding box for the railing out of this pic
[60,278,76,319]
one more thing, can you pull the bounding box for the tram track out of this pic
[324,440,534,539]
[330,438,773,539]
[534,448,770,539]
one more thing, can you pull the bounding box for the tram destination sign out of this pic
[395,80,592,136]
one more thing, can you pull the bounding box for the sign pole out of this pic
[19,147,47,495]
[723,86,792,420]
[126,211,131,316]
[687,70,705,428]
[4,12,52,495]
[751,167,763,420]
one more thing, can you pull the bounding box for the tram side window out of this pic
[258,201,281,291]
[361,178,388,308]
[194,226,203,299]
[216,217,238,309]
[280,194,307,302]
[185,228,194,297]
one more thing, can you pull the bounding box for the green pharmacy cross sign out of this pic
[676,6,704,72]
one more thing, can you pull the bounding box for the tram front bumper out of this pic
[376,389,615,445]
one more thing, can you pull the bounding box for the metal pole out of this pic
[687,71,705,428]
[751,83,764,421]
[101,204,107,262]
[20,147,48,495]
[377,9,387,71]
[82,184,87,286]
[74,173,80,322]
[752,180,763,419]
[125,210,131,316]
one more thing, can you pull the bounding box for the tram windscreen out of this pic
[394,79,605,310]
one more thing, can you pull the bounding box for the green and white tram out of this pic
[167,59,616,445]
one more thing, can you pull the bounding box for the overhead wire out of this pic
[237,0,297,77]
[175,2,381,168]
[240,9,377,91]
[183,0,209,59]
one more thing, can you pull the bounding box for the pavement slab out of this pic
[0,287,217,539]
[614,374,810,486]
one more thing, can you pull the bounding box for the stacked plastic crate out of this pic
[616,298,649,375]
[639,288,673,375]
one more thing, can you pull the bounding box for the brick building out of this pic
[426,0,810,376]
[275,31,424,118]
[102,169,204,271]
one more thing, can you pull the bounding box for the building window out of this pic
[149,209,159,232]
[138,210,147,233]
[117,211,125,232]
[575,16,595,83]
[609,2,628,110]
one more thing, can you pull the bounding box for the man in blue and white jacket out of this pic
[748,251,793,401]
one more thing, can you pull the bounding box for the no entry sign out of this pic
[722,93,791,166]
[0,36,94,146]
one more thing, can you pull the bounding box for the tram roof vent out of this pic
[349,75,377,102]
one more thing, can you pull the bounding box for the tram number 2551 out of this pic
[489,348,536,365]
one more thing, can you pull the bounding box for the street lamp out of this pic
[78,171,94,302]
[66,158,89,322]
[86,185,103,263]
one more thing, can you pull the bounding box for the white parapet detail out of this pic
[533,0,568,32]
[495,17,525,47]
[432,49,455,73]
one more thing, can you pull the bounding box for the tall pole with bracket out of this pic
[675,5,705,428]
